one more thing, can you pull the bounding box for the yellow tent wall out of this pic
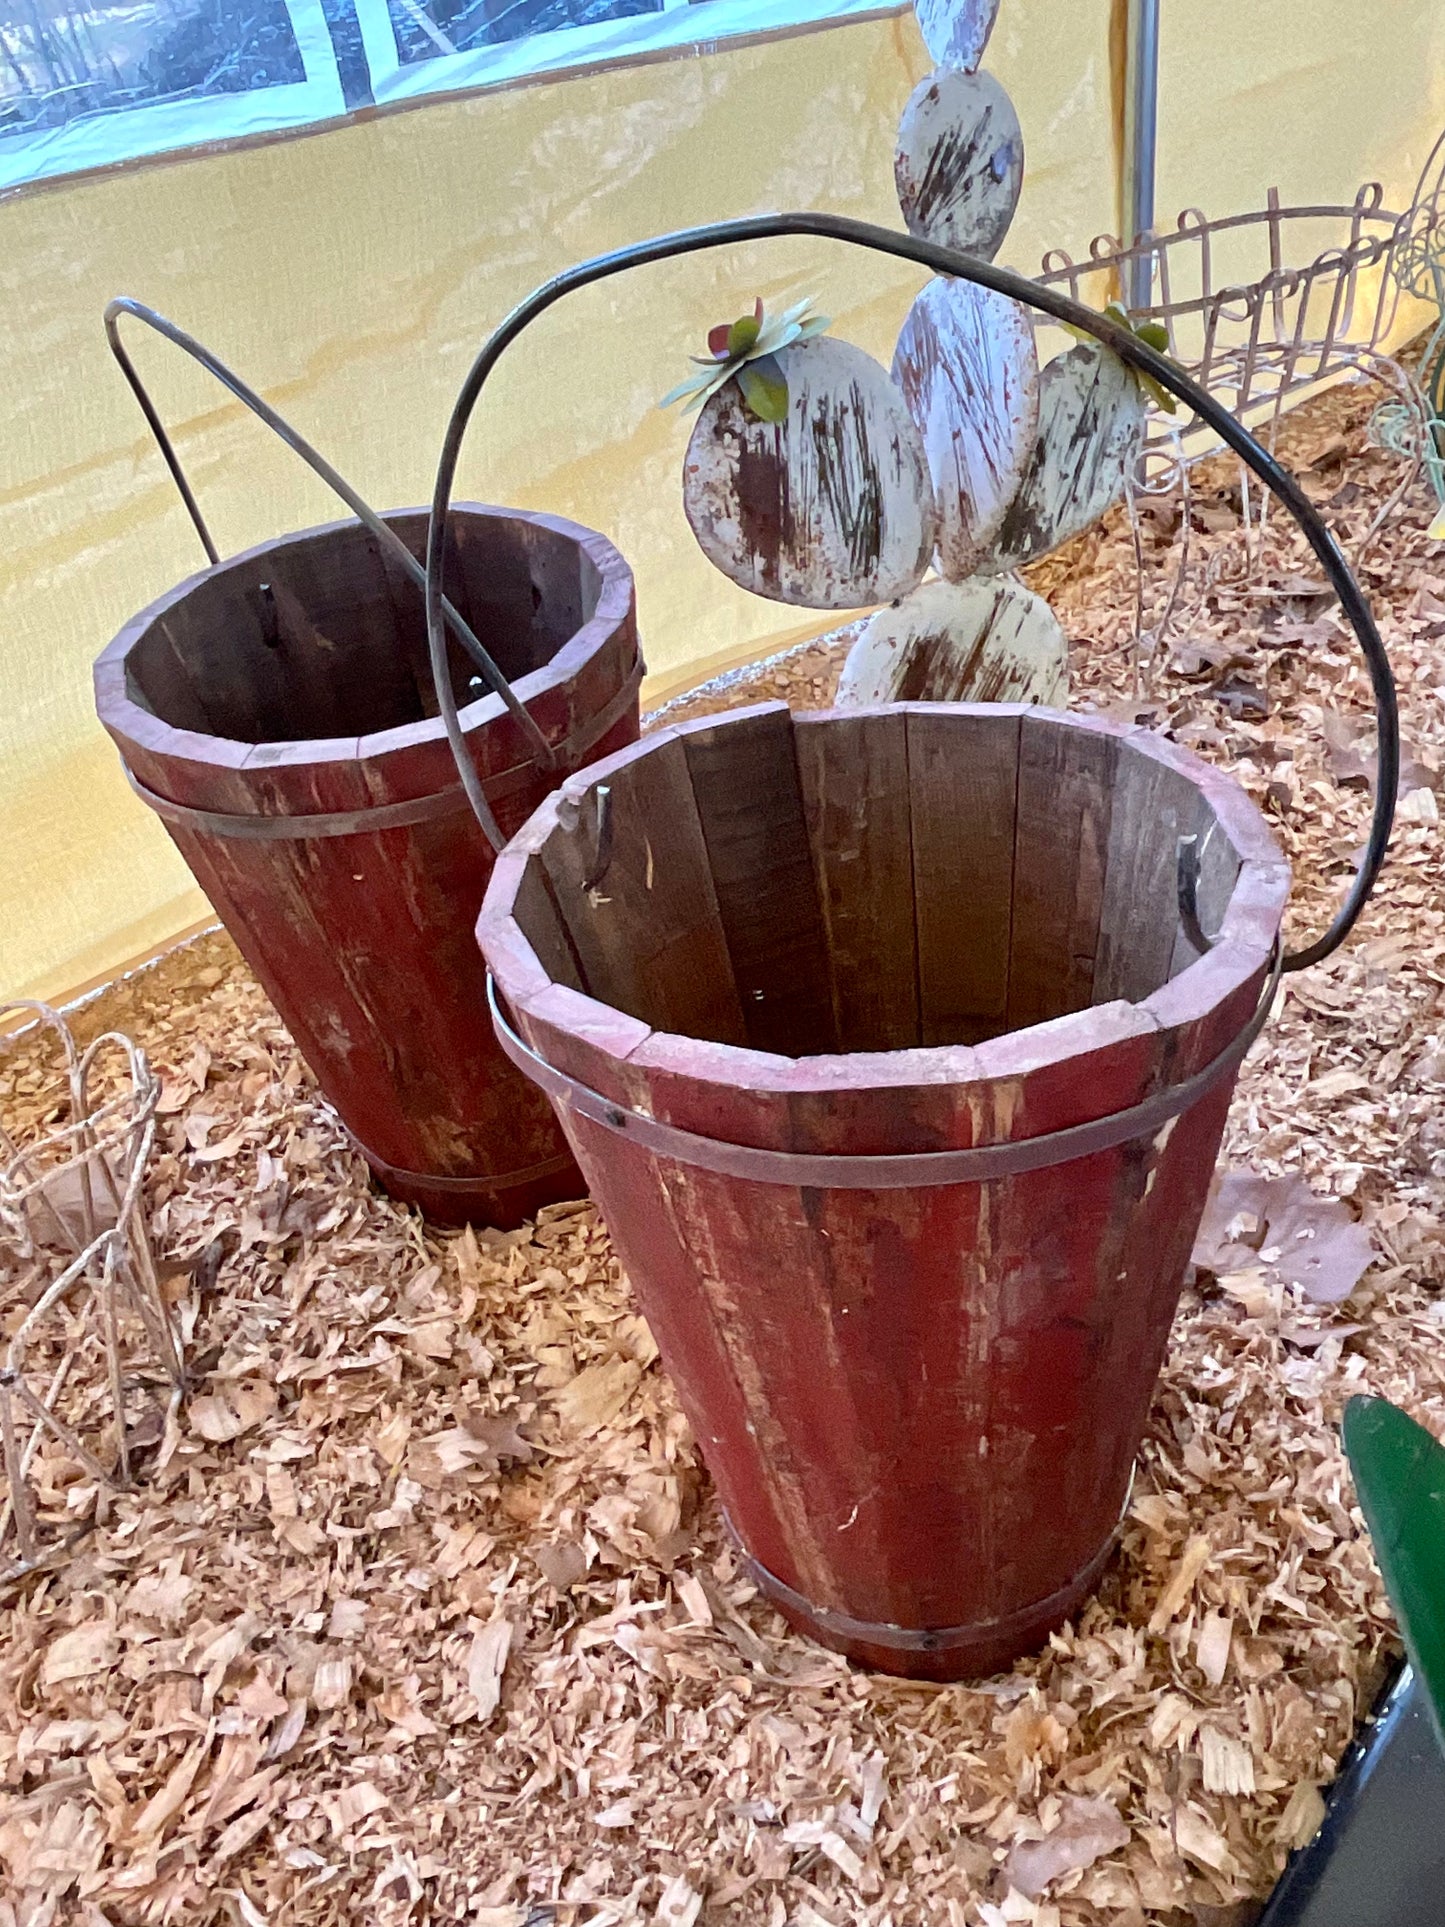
[1,0,1441,1005]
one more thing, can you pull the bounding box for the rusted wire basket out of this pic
[0,1004,183,1582]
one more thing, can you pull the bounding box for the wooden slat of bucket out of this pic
[496,516,587,656]
[147,580,294,745]
[271,526,426,742]
[494,850,587,996]
[1111,730,1284,989]
[117,720,544,1197]
[822,730,1283,1638]
[516,982,655,1103]
[681,705,838,1059]
[1091,891,1284,1523]
[373,527,442,722]
[1012,711,1289,1068]
[614,1028,985,1629]
[489,986,830,1607]
[940,1000,1168,1632]
[540,731,748,1047]
[452,511,581,704]
[1166,756,1293,984]
[480,777,714,1117]
[277,511,448,766]
[484,840,658,1111]
[1007,712,1117,1031]
[794,709,920,1053]
[482,843,573,1001]
[1180,829,1245,969]
[479,812,653,1099]
[907,706,1021,1046]
[111,622,214,738]
[111,709,385,1132]
[556,1086,811,1598]
[509,515,644,754]
[1148,858,1291,1079]
[247,722,580,1198]
[363,511,640,807]
[266,579,367,743]
[1020,736,1290,1543]
[95,664,267,817]
[851,1008,1165,1645]
[1093,744,1213,1006]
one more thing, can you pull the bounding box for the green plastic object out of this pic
[1343,1395,1445,1754]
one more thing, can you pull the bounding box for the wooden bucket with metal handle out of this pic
[447,216,1397,1673]
[94,304,642,1227]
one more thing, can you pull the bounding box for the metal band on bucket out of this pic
[346,1127,576,1196]
[125,655,643,843]
[128,767,479,839]
[725,1478,1132,1655]
[487,944,1281,1191]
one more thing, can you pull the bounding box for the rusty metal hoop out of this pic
[425,213,1399,974]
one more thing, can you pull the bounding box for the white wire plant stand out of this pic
[1032,133,1445,650]
[0,1004,184,1584]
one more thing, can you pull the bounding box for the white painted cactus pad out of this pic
[836,575,1067,706]
[682,336,938,610]
[913,0,1001,73]
[894,69,1023,263]
[891,275,1040,583]
[983,343,1149,575]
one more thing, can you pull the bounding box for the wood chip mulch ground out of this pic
[4,378,1445,1927]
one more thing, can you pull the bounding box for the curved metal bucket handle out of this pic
[424,213,1399,971]
[104,298,556,850]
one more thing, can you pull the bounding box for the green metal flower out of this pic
[1064,301,1179,415]
[660,297,832,424]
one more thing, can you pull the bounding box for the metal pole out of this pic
[1122,0,1160,312]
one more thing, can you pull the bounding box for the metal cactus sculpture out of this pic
[666,0,1154,707]
[677,310,939,608]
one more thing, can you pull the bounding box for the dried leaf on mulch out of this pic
[1194,1168,1378,1304]
[1005,1795,1131,1897]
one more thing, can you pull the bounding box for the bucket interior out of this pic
[515,707,1254,1057]
[124,509,603,745]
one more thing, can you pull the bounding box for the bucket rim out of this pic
[477,700,1289,1144]
[93,502,635,788]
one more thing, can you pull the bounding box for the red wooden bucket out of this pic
[96,504,640,1228]
[478,701,1289,1676]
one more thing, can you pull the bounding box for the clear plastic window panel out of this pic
[1,0,883,188]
